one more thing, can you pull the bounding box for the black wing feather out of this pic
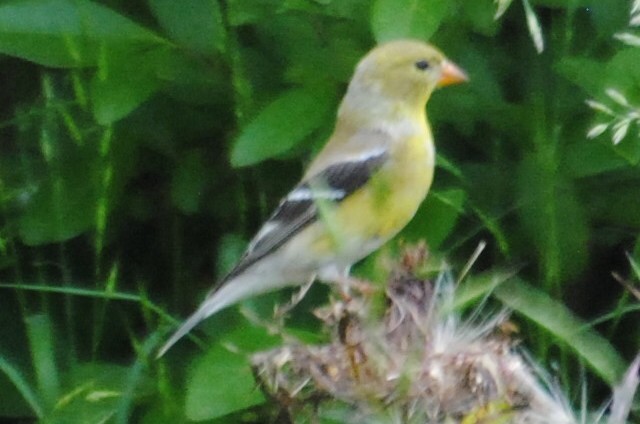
[221,151,388,282]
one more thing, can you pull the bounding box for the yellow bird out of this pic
[158,39,467,357]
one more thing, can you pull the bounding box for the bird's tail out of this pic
[156,304,209,358]
[155,284,235,358]
[156,272,275,358]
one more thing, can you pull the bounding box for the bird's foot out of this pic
[333,276,377,300]
[273,277,315,320]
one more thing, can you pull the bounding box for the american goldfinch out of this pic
[157,39,467,357]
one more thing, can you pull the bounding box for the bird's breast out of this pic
[307,125,435,266]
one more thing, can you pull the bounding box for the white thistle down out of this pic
[586,89,640,145]
[607,355,640,424]
[494,0,544,53]
[252,280,639,422]
[494,0,515,19]
[251,245,639,423]
[615,0,640,46]
[631,0,640,25]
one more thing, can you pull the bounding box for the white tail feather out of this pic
[156,305,210,358]
[156,271,293,357]
[156,277,249,357]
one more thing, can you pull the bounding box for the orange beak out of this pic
[437,60,468,87]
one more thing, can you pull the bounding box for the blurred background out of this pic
[0,0,638,422]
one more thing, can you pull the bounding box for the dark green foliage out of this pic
[0,0,638,422]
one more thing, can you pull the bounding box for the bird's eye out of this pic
[415,60,430,71]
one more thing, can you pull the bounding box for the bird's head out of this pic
[347,39,468,110]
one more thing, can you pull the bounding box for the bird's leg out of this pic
[332,275,377,300]
[273,275,316,319]
[319,266,376,300]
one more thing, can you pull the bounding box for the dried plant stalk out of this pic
[251,245,636,423]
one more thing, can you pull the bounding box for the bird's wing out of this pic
[156,144,390,358]
[220,148,389,283]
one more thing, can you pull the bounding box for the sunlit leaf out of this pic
[231,86,337,167]
[493,278,627,385]
[522,0,544,53]
[371,0,451,42]
[494,0,515,19]
[90,48,165,124]
[615,32,640,47]
[586,123,609,139]
[0,0,164,67]
[612,120,631,145]
[585,100,614,116]
[606,88,629,107]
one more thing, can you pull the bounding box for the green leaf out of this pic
[371,0,451,42]
[18,182,96,245]
[605,49,640,95]
[530,0,590,7]
[494,278,627,385]
[149,0,225,55]
[452,269,517,310]
[170,150,208,214]
[19,150,99,245]
[564,139,630,178]
[91,47,164,124]
[517,154,589,284]
[283,30,365,85]
[153,48,230,105]
[555,57,603,97]
[185,325,279,420]
[25,315,59,411]
[588,0,630,38]
[0,355,43,418]
[459,0,500,36]
[230,86,336,167]
[428,43,507,135]
[48,363,149,424]
[633,237,640,276]
[403,188,466,250]
[558,49,640,98]
[282,0,371,18]
[226,0,280,26]
[449,270,629,386]
[0,0,164,67]
[215,233,247,280]
[613,128,640,165]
